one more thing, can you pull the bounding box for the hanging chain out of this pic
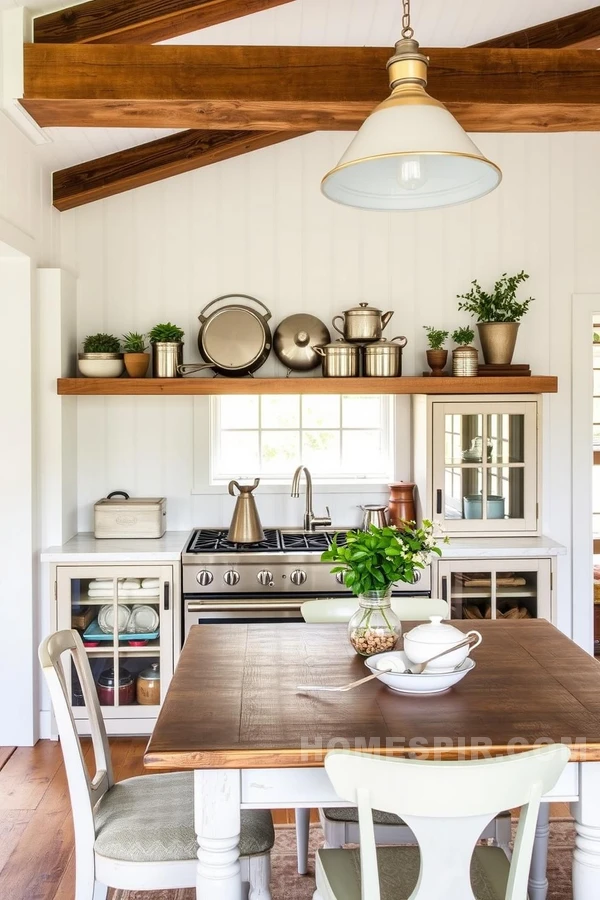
[401,0,414,39]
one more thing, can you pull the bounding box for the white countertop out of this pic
[438,536,566,558]
[41,531,566,563]
[41,531,191,563]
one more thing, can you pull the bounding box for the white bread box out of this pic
[94,491,167,539]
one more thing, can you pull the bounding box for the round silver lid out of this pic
[201,306,267,369]
[274,314,331,371]
[344,301,383,317]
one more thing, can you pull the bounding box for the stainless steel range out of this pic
[182,527,431,637]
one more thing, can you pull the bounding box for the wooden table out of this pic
[145,621,600,900]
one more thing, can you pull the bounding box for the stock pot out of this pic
[363,336,408,377]
[313,339,360,377]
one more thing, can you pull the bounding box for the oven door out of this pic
[184,597,304,637]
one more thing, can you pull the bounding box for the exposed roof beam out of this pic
[21,44,600,133]
[33,0,294,45]
[52,128,305,210]
[472,5,600,50]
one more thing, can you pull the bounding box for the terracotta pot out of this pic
[477,322,519,365]
[124,352,150,378]
[388,482,416,528]
[426,349,448,377]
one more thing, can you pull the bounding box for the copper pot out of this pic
[96,666,135,706]
[136,662,161,706]
[388,482,416,528]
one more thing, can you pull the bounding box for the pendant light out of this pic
[321,0,502,211]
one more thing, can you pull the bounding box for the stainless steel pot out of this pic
[178,294,272,378]
[363,335,408,377]
[332,302,394,343]
[360,504,388,530]
[273,314,331,371]
[313,339,360,377]
[152,342,183,378]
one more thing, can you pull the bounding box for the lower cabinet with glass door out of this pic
[436,558,554,623]
[52,564,179,735]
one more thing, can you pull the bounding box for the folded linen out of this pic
[120,579,142,590]
[88,579,114,590]
[117,588,161,598]
[87,590,116,598]
[141,578,160,589]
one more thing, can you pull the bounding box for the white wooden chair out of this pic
[315,744,569,900]
[296,595,511,876]
[39,629,274,900]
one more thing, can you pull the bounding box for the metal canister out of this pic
[313,339,360,377]
[363,336,408,376]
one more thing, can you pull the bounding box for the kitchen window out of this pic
[208,394,394,486]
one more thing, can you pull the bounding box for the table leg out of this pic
[572,762,600,900]
[295,808,310,875]
[528,804,550,900]
[194,769,243,900]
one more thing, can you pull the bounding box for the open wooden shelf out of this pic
[57,376,558,396]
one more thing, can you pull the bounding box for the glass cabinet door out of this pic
[56,566,173,720]
[433,402,538,533]
[439,559,552,621]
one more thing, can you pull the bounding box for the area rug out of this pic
[110,820,576,900]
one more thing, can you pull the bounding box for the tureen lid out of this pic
[403,616,463,645]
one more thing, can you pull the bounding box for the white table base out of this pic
[193,761,597,900]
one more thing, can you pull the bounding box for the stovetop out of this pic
[185,528,343,555]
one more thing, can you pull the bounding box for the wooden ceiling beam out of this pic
[21,44,600,133]
[33,0,294,45]
[52,127,305,210]
[472,5,600,50]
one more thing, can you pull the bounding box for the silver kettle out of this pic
[228,479,265,543]
[360,504,388,531]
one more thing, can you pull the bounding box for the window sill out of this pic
[191,482,391,496]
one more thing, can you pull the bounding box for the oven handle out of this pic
[186,600,302,612]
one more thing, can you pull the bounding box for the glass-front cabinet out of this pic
[413,396,539,535]
[53,564,178,735]
[437,559,553,622]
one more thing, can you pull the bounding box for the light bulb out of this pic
[397,156,428,191]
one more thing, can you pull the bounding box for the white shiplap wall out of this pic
[59,130,600,635]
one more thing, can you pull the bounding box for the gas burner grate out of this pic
[187,529,282,554]
[280,532,333,552]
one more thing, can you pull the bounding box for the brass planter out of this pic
[478,322,519,365]
[426,349,448,377]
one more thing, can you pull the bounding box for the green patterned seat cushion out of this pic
[94,772,274,862]
[317,845,509,900]
[324,806,405,826]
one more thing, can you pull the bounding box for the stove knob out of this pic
[257,569,274,587]
[412,569,422,584]
[336,572,345,585]
[223,569,240,586]
[196,569,213,586]
[290,569,307,586]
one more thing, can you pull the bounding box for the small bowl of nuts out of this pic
[349,626,398,657]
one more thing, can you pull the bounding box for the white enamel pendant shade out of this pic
[321,100,502,211]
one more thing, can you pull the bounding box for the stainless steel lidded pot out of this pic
[313,339,360,377]
[332,302,394,343]
[363,336,408,377]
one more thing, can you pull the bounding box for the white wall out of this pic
[58,130,600,639]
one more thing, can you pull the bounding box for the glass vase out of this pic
[347,587,401,657]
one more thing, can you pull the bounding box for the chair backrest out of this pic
[324,745,570,900]
[301,595,448,624]
[39,630,114,860]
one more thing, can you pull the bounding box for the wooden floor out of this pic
[0,739,571,900]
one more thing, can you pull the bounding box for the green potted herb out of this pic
[322,522,446,656]
[423,326,449,377]
[78,333,123,378]
[457,271,533,365]
[451,326,478,377]
[122,332,149,378]
[148,322,185,378]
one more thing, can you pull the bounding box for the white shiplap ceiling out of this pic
[1,0,597,170]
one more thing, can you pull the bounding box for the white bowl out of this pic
[78,356,124,378]
[365,651,475,695]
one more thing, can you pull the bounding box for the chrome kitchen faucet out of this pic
[290,466,332,532]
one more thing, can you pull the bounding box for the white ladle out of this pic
[296,635,479,693]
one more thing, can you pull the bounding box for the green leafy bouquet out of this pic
[322,521,446,596]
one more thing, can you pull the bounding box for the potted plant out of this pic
[451,326,478,377]
[148,322,185,378]
[78,333,123,378]
[122,332,149,378]
[322,521,446,656]
[423,326,449,377]
[457,271,533,365]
